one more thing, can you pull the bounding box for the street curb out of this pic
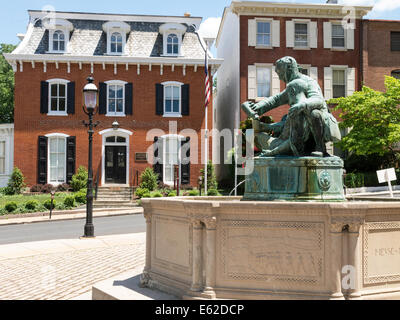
[0,208,144,226]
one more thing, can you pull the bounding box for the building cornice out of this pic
[230,1,373,19]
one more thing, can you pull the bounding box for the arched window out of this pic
[111,32,123,53]
[167,34,179,55]
[53,30,65,52]
[392,70,400,80]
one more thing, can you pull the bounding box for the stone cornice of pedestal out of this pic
[253,156,344,168]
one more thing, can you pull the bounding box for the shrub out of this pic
[71,166,88,192]
[139,168,158,192]
[6,167,26,195]
[41,184,55,194]
[25,200,39,210]
[150,191,163,198]
[5,202,18,213]
[142,192,151,198]
[207,189,220,196]
[44,199,56,210]
[168,191,177,197]
[135,187,150,199]
[57,183,70,192]
[64,196,75,208]
[30,184,43,193]
[200,161,218,191]
[74,192,87,204]
[188,189,200,196]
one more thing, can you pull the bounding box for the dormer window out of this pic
[103,21,130,56]
[159,23,186,56]
[47,19,73,53]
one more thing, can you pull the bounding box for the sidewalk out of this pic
[0,207,144,226]
[0,233,146,300]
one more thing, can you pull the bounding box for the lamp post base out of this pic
[83,224,95,238]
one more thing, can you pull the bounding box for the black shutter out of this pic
[181,137,190,185]
[153,137,163,183]
[181,84,190,116]
[67,82,75,114]
[125,83,133,115]
[40,81,49,114]
[38,136,48,184]
[391,32,400,51]
[66,136,76,184]
[99,82,107,115]
[156,84,164,115]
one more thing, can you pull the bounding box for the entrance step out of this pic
[94,187,135,209]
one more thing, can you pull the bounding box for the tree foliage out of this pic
[0,43,16,124]
[331,76,400,159]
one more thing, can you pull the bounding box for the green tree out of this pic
[6,167,26,195]
[0,44,16,124]
[331,76,400,167]
[200,161,218,191]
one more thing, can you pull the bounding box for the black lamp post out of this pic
[82,76,99,238]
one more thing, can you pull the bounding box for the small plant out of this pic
[44,199,56,210]
[74,192,87,204]
[30,184,43,193]
[25,200,39,210]
[71,166,88,192]
[57,183,70,192]
[5,202,18,213]
[150,191,163,198]
[64,196,75,208]
[135,187,150,199]
[142,192,151,198]
[188,189,200,196]
[139,168,159,192]
[41,184,55,194]
[6,167,26,195]
[207,189,220,196]
[168,191,177,197]
[200,161,218,191]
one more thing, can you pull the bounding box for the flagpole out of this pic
[204,47,209,196]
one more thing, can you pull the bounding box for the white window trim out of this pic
[160,23,186,57]
[293,19,311,50]
[45,133,69,186]
[47,19,73,54]
[0,140,6,175]
[331,21,347,50]
[254,64,273,102]
[47,79,70,116]
[49,29,67,54]
[100,129,133,186]
[299,64,311,76]
[105,80,127,117]
[331,65,348,99]
[161,134,184,186]
[103,21,130,56]
[162,81,183,117]
[255,18,273,49]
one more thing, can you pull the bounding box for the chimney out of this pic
[326,0,338,3]
[184,12,191,17]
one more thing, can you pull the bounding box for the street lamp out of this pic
[82,76,99,238]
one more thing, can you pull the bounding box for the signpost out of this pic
[377,168,397,198]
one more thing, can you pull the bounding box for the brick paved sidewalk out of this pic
[0,233,145,300]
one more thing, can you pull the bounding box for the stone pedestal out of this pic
[244,156,345,201]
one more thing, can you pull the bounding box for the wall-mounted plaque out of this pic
[135,152,148,162]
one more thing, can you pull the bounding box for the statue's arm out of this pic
[301,83,326,111]
[254,90,289,115]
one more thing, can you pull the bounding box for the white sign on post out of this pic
[377,168,397,198]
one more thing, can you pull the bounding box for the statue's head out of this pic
[275,56,300,83]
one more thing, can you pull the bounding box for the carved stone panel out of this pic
[363,222,400,284]
[220,220,325,286]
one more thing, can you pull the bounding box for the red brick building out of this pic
[5,10,222,188]
[362,19,400,91]
[215,1,372,180]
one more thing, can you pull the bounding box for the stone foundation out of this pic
[141,197,400,300]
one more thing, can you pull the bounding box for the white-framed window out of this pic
[47,134,68,185]
[52,30,65,52]
[167,34,179,55]
[106,80,126,117]
[299,66,309,76]
[160,23,186,56]
[47,19,73,53]
[161,135,183,185]
[256,21,271,47]
[332,24,345,48]
[47,79,69,116]
[256,67,271,98]
[103,21,130,55]
[111,32,123,54]
[332,69,346,98]
[295,23,308,47]
[162,81,182,117]
[0,141,5,175]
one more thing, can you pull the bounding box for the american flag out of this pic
[205,53,211,108]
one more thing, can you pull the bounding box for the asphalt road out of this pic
[0,214,146,245]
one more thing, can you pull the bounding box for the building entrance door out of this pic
[105,146,127,184]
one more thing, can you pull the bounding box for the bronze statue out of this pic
[242,56,341,157]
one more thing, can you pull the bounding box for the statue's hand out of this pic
[250,102,264,116]
[288,102,305,118]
